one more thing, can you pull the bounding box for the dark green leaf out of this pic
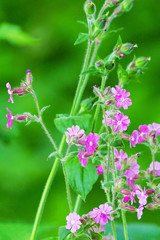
[65,156,98,200]
[54,114,91,133]
[74,33,90,45]
[0,23,39,46]
[59,226,70,240]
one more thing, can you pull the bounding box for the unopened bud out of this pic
[26,69,32,85]
[121,203,129,208]
[126,206,137,212]
[153,197,160,204]
[135,57,151,68]
[103,87,110,96]
[13,113,32,121]
[106,100,113,105]
[120,43,137,55]
[121,0,134,13]
[152,137,158,146]
[146,189,155,195]
[93,86,102,98]
[79,98,93,113]
[121,134,130,140]
[134,174,141,179]
[13,88,26,96]
[85,2,96,16]
[120,189,131,195]
[78,140,86,145]
[95,15,108,29]
[146,203,158,210]
[85,152,93,157]
[105,60,115,71]
[95,60,104,69]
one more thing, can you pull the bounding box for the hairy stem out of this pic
[74,195,82,213]
[151,149,155,179]
[121,209,129,240]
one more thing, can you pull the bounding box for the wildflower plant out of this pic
[4,0,160,240]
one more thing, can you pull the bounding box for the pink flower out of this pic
[6,108,13,129]
[89,203,114,225]
[137,206,144,220]
[95,165,103,175]
[77,148,88,167]
[136,186,148,206]
[85,133,100,155]
[65,125,85,146]
[130,130,140,148]
[115,90,132,110]
[148,123,160,137]
[148,161,160,176]
[111,113,130,132]
[6,82,14,103]
[138,124,150,144]
[124,160,140,188]
[66,212,82,233]
[123,184,138,204]
[114,148,128,170]
[111,85,121,96]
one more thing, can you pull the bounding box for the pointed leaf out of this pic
[74,33,90,45]
[54,114,91,133]
[65,157,98,200]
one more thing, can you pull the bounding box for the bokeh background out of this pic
[0,0,160,239]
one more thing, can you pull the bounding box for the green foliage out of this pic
[74,33,90,45]
[0,23,38,46]
[59,226,70,240]
[118,64,129,87]
[54,114,91,133]
[65,156,98,200]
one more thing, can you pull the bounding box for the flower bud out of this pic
[95,15,108,29]
[146,189,155,195]
[26,69,32,85]
[121,203,129,208]
[121,0,134,13]
[120,43,137,55]
[13,87,26,96]
[120,189,131,195]
[121,134,130,140]
[85,1,96,16]
[135,57,151,68]
[146,203,158,210]
[153,197,160,204]
[103,87,110,96]
[95,60,104,70]
[126,206,137,212]
[106,100,113,105]
[93,85,102,98]
[134,174,141,179]
[79,98,93,113]
[13,113,32,122]
[105,60,115,71]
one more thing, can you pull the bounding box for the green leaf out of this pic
[59,226,70,240]
[114,35,123,51]
[111,139,124,148]
[152,177,160,186]
[0,22,39,46]
[81,66,100,76]
[74,33,90,45]
[118,64,129,86]
[65,156,98,200]
[54,114,91,133]
[103,181,114,187]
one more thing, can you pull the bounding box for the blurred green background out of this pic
[0,0,160,239]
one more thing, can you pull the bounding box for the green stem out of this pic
[106,192,117,240]
[121,209,129,240]
[91,75,107,132]
[62,162,73,212]
[70,41,92,116]
[74,195,82,213]
[112,147,116,180]
[151,149,155,179]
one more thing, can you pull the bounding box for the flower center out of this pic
[71,220,75,225]
[90,141,93,146]
[131,137,135,141]
[117,121,121,125]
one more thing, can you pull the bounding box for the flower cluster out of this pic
[65,125,100,168]
[130,123,160,148]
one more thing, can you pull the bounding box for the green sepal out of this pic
[74,33,90,45]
